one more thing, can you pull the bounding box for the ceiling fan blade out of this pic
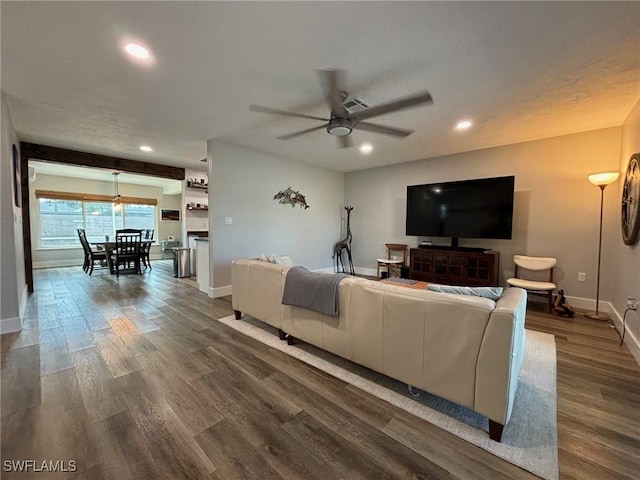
[249,104,328,122]
[351,91,433,121]
[317,69,348,116]
[337,135,353,149]
[278,124,327,140]
[354,121,413,138]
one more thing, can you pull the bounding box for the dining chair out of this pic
[140,228,154,270]
[111,229,143,277]
[77,228,108,275]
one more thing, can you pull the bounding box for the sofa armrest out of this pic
[231,258,289,328]
[474,287,527,425]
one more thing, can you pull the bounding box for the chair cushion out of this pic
[506,278,556,291]
[513,255,557,270]
[376,259,403,264]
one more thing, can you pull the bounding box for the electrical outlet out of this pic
[577,272,586,282]
[628,297,638,310]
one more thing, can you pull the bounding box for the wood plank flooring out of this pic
[1,261,638,479]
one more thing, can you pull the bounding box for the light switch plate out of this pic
[225,217,232,225]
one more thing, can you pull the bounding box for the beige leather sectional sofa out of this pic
[231,257,528,442]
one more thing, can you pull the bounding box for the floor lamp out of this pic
[585,172,619,321]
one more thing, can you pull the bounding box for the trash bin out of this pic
[173,247,191,278]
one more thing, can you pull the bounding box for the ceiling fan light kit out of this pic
[250,69,433,148]
[327,118,352,136]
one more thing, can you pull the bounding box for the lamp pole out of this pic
[585,172,619,321]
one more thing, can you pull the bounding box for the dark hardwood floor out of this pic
[1,261,638,479]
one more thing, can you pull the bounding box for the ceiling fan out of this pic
[249,69,433,148]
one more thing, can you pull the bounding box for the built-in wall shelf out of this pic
[184,170,209,235]
[186,181,208,190]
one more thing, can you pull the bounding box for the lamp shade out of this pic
[588,172,619,186]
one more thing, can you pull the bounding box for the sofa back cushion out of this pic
[346,279,496,409]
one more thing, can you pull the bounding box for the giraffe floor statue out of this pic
[332,206,355,275]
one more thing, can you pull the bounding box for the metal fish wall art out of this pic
[273,187,310,210]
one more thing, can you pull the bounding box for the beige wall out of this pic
[210,141,344,291]
[30,172,182,268]
[611,98,640,361]
[345,127,622,303]
[0,92,25,332]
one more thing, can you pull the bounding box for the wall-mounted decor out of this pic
[161,208,181,222]
[12,144,21,207]
[273,187,309,209]
[622,153,640,245]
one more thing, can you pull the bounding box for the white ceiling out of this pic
[2,2,639,173]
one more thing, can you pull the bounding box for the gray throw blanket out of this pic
[281,266,348,317]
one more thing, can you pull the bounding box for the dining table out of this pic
[90,239,153,274]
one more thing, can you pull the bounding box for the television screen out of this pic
[405,176,515,240]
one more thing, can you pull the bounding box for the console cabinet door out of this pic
[409,249,432,282]
[409,248,499,286]
[466,254,496,285]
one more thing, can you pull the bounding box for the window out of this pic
[39,199,84,247]
[36,191,157,248]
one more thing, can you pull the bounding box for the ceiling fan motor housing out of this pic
[327,117,353,136]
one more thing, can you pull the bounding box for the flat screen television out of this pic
[405,175,515,247]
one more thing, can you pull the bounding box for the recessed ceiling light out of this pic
[359,143,373,154]
[455,120,473,130]
[139,145,153,152]
[124,43,151,60]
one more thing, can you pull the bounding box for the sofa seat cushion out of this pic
[506,278,555,291]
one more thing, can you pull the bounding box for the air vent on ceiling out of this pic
[342,96,370,114]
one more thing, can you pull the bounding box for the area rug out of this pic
[217,314,558,480]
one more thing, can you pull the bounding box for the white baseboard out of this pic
[565,295,612,313]
[211,285,231,298]
[0,316,21,334]
[34,252,168,270]
[355,267,377,277]
[313,266,378,276]
[609,303,640,366]
[621,324,640,367]
[33,259,83,269]
[313,267,337,274]
[0,285,28,334]
[19,284,28,318]
[312,266,380,277]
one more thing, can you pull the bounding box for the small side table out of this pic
[376,258,404,278]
